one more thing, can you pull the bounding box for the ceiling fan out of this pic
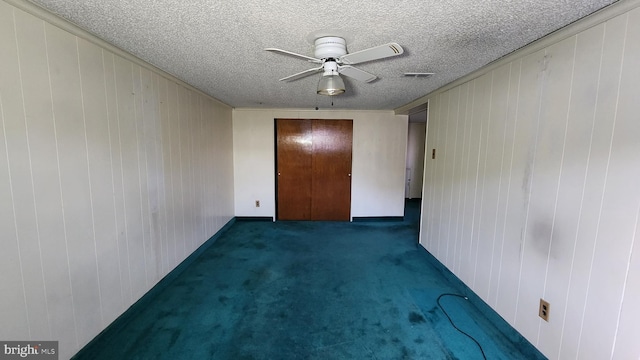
[265,36,404,95]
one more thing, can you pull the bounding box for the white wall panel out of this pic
[613,206,640,359]
[0,2,234,358]
[610,9,640,359]
[537,24,603,359]
[441,86,459,267]
[476,65,509,302]
[421,96,438,253]
[419,4,640,359]
[579,8,640,359]
[11,8,60,341]
[102,51,131,313]
[77,38,122,328]
[493,58,523,321]
[452,82,472,276]
[558,13,627,360]
[351,112,408,217]
[515,36,576,343]
[46,21,101,349]
[430,93,447,261]
[487,63,519,307]
[0,2,30,340]
[156,74,171,275]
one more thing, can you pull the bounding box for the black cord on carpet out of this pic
[437,293,487,360]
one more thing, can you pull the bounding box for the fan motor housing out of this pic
[314,36,347,59]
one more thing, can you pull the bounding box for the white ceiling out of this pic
[27,0,617,111]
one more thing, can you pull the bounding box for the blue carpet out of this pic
[74,199,545,359]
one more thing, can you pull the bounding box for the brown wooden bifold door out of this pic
[276,119,312,220]
[276,119,352,221]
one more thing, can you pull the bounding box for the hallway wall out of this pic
[419,3,640,359]
[0,1,234,358]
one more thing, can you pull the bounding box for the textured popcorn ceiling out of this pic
[28,0,616,111]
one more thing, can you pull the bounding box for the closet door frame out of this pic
[275,118,353,221]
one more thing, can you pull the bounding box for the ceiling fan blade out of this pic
[338,65,377,83]
[339,43,404,65]
[265,48,322,63]
[279,66,323,82]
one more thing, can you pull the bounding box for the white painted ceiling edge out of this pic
[21,0,618,111]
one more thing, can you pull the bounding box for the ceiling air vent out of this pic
[403,72,434,77]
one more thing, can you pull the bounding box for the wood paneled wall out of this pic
[0,2,234,358]
[420,5,640,359]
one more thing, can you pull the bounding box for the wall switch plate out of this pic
[539,299,550,321]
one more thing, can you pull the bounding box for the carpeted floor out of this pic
[74,200,545,359]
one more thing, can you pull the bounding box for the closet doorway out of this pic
[275,119,352,221]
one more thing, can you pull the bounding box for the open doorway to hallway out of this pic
[405,109,427,199]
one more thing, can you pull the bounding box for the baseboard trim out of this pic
[72,217,236,359]
[352,216,404,222]
[236,216,274,222]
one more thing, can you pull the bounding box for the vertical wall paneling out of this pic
[163,78,177,270]
[0,2,30,340]
[500,50,546,325]
[152,73,165,277]
[14,9,60,341]
[454,82,474,276]
[474,70,501,299]
[420,4,640,359]
[486,63,515,306]
[176,85,186,260]
[490,60,521,309]
[449,84,467,274]
[468,73,492,289]
[558,13,626,360]
[613,205,640,359]
[579,8,640,359]
[78,38,122,328]
[420,101,433,250]
[432,92,447,261]
[47,22,103,347]
[478,65,509,302]
[120,56,147,301]
[132,63,151,290]
[515,36,576,342]
[429,95,442,254]
[609,12,640,360]
[536,24,603,358]
[192,93,202,249]
[452,82,470,275]
[0,2,235,358]
[440,87,457,265]
[103,51,130,312]
[179,87,190,254]
[156,74,169,275]
[421,98,434,251]
[141,66,160,284]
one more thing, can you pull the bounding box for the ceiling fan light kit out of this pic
[317,61,345,96]
[266,34,404,96]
